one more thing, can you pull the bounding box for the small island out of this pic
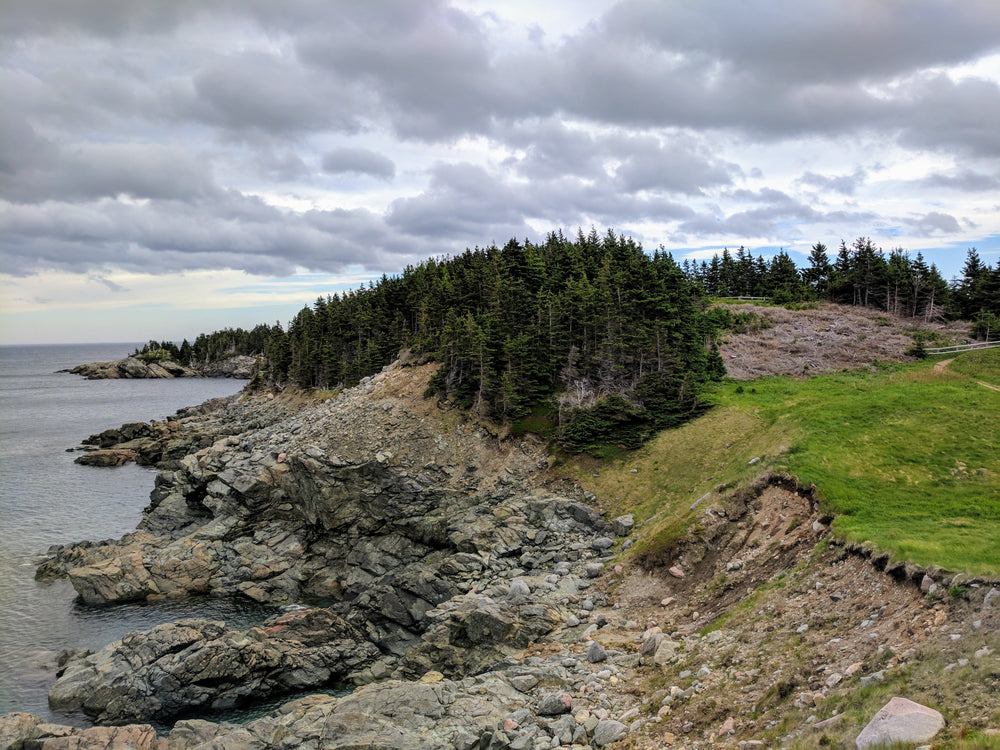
[65,337,265,380]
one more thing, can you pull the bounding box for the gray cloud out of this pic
[2,140,219,204]
[613,135,741,194]
[387,163,533,239]
[906,211,963,237]
[89,274,129,293]
[678,190,877,240]
[322,148,396,180]
[797,169,867,196]
[184,52,367,137]
[602,0,1000,87]
[918,170,1000,192]
[1,0,998,287]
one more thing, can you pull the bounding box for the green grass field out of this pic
[570,349,1000,575]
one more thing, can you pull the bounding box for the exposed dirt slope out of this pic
[580,476,1000,748]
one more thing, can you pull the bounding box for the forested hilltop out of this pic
[136,232,999,449]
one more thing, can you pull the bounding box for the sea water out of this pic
[0,343,273,724]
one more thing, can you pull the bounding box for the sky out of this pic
[2,0,1000,345]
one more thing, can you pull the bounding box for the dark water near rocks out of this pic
[0,344,274,724]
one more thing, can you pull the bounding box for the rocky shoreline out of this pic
[10,360,651,748]
[4,358,997,749]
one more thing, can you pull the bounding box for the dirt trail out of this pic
[933,356,1000,391]
[934,357,955,372]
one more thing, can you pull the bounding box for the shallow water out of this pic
[0,343,276,723]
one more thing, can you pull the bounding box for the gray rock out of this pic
[612,514,634,536]
[48,610,378,724]
[855,697,944,749]
[591,536,614,551]
[984,587,1000,609]
[592,719,628,746]
[860,670,886,687]
[537,692,572,716]
[653,639,679,665]
[509,578,531,597]
[586,641,607,663]
[584,562,603,578]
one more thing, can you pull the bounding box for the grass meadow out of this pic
[568,348,1000,574]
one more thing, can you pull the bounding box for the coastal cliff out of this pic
[10,351,999,749]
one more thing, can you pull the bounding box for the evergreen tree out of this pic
[803,242,831,297]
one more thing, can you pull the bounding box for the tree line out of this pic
[138,232,998,450]
[266,229,725,450]
[682,241,999,336]
[132,324,281,368]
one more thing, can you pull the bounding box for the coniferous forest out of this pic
[137,232,1000,450]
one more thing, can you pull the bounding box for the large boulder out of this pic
[48,609,378,724]
[855,696,945,749]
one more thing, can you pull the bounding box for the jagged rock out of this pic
[593,719,628,746]
[0,713,166,749]
[537,692,573,715]
[398,592,567,678]
[48,609,378,724]
[167,675,520,749]
[67,355,256,380]
[653,638,679,665]
[855,697,944,749]
[508,578,531,597]
[586,641,607,663]
[74,447,140,466]
[197,355,258,378]
[26,360,657,741]
[612,514,635,536]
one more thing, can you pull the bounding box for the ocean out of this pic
[0,343,272,724]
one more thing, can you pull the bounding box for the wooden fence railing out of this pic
[925,341,1000,355]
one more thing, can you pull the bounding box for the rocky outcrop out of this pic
[8,648,645,749]
[66,357,199,379]
[48,608,378,724]
[44,364,615,613]
[69,393,304,469]
[195,355,257,379]
[65,355,257,380]
[0,712,166,749]
[29,361,649,736]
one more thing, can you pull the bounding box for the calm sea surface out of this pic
[0,343,274,724]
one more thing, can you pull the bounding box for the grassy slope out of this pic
[568,348,1000,575]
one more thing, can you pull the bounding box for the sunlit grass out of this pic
[567,350,1000,574]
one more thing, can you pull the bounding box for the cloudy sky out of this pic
[2,0,1000,345]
